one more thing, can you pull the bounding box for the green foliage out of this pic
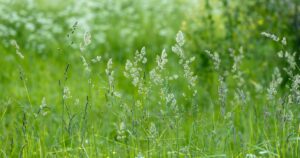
[1,0,300,157]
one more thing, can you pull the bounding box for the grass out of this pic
[1,0,300,157]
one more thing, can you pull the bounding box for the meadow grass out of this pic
[1,0,300,157]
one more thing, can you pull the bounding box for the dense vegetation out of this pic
[1,0,300,157]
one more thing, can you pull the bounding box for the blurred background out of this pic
[0,0,299,102]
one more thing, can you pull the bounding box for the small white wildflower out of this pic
[283,110,293,121]
[277,50,283,58]
[120,122,126,131]
[292,75,300,91]
[183,58,197,89]
[229,47,244,73]
[124,60,140,86]
[142,57,147,64]
[124,47,148,94]
[124,60,132,77]
[169,74,179,80]
[172,31,186,60]
[150,49,168,85]
[91,56,101,63]
[218,76,228,107]
[205,50,220,70]
[63,86,72,99]
[176,31,185,47]
[172,45,184,61]
[172,31,198,92]
[246,154,257,158]
[150,69,163,85]
[166,93,177,107]
[267,67,282,100]
[134,47,147,64]
[285,52,296,70]
[116,122,126,141]
[157,49,168,70]
[288,94,293,104]
[166,93,175,103]
[84,31,91,46]
[40,97,47,109]
[80,31,92,52]
[281,37,287,45]
[291,75,300,103]
[106,58,113,75]
[138,85,149,95]
[113,91,122,98]
[149,122,158,138]
[261,32,280,42]
[173,74,179,79]
[106,58,114,91]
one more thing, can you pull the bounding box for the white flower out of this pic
[149,69,163,85]
[218,76,228,106]
[183,57,197,88]
[246,154,257,158]
[91,56,101,63]
[172,45,185,61]
[134,47,147,64]
[277,51,283,58]
[106,58,114,87]
[168,74,179,80]
[63,86,72,99]
[281,37,287,45]
[124,47,148,95]
[80,31,92,52]
[116,122,126,141]
[124,60,140,86]
[267,67,282,100]
[172,31,198,91]
[291,75,300,103]
[84,31,91,46]
[157,49,168,70]
[229,47,244,73]
[166,93,177,107]
[150,49,169,85]
[205,50,220,70]
[261,32,280,42]
[40,97,47,109]
[149,122,158,138]
[285,52,296,70]
[176,31,185,47]
[119,122,126,131]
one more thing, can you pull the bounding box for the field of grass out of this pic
[1,0,300,157]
